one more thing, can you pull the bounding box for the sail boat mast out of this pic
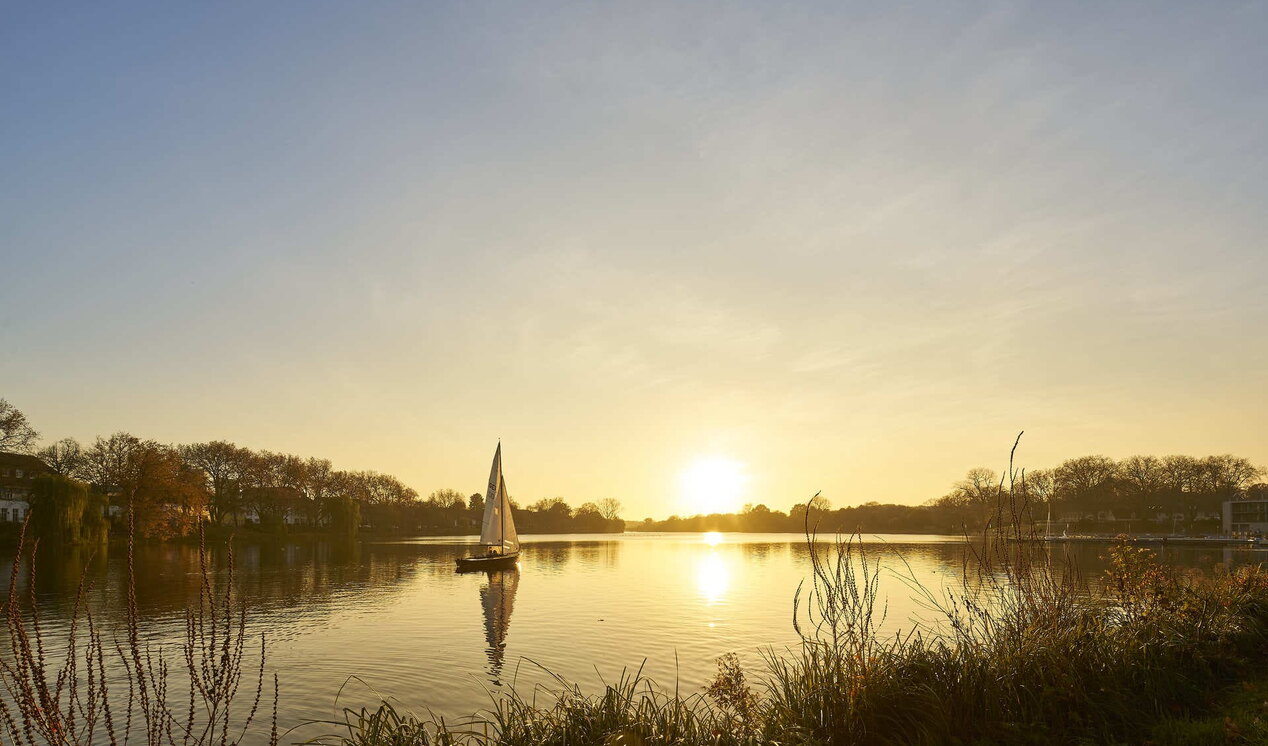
[499,456,505,551]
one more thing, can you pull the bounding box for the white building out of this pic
[1224,499,1268,536]
[0,451,48,523]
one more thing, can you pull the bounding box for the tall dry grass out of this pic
[0,512,277,745]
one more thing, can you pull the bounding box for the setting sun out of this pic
[679,458,749,516]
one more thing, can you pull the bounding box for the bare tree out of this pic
[365,472,417,505]
[351,472,418,532]
[1119,455,1164,494]
[305,457,337,525]
[181,441,251,525]
[81,432,142,494]
[36,437,84,476]
[426,488,468,510]
[597,497,624,520]
[333,470,371,504]
[306,457,335,499]
[939,468,999,507]
[1053,456,1118,495]
[1022,469,1055,504]
[234,451,312,527]
[1160,455,1200,493]
[529,497,571,515]
[0,398,39,453]
[1196,455,1262,496]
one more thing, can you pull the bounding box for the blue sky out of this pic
[3,1,1267,517]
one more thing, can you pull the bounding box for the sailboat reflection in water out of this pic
[479,568,519,686]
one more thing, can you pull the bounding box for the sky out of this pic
[3,1,1267,520]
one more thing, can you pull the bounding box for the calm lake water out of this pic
[4,532,1266,736]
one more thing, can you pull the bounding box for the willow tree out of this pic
[28,475,91,544]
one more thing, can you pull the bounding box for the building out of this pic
[0,451,50,523]
[1224,499,1268,536]
[232,486,314,527]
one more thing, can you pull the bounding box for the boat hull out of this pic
[456,552,520,572]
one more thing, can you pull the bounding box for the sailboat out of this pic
[456,443,521,571]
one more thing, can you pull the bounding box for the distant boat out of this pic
[456,443,520,572]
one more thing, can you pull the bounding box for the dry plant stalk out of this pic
[0,510,278,746]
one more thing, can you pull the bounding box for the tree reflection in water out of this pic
[479,567,519,686]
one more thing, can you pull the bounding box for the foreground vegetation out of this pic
[1147,675,1268,745]
[0,516,278,745]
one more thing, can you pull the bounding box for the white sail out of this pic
[500,482,519,552]
[478,443,520,553]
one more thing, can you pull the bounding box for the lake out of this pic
[4,532,1264,737]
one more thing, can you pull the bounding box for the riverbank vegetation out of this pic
[635,452,1266,536]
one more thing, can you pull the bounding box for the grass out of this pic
[1146,676,1268,745]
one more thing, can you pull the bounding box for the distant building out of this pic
[233,486,314,526]
[0,451,50,523]
[1224,499,1268,536]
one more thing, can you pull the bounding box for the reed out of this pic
[0,512,278,745]
[751,439,1268,744]
[303,665,762,746]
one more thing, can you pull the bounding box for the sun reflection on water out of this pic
[702,531,724,546]
[696,552,731,604]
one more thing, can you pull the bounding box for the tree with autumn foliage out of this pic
[82,433,209,539]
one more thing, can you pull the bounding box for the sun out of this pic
[678,457,749,515]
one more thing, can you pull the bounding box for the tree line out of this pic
[1,398,623,541]
[931,453,1265,528]
[636,454,1267,535]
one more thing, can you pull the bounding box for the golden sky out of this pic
[3,3,1266,519]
